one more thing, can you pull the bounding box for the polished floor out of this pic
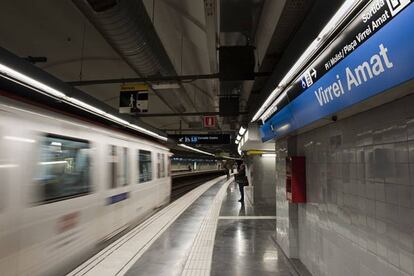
[211,182,293,276]
[125,179,226,276]
[124,179,296,276]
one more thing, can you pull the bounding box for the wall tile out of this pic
[399,249,414,275]
[295,94,414,276]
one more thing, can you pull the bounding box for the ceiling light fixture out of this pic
[238,126,247,136]
[251,0,362,123]
[0,63,167,141]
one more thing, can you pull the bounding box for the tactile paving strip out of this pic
[67,175,227,276]
[181,178,233,276]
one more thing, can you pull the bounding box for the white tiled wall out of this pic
[295,94,414,276]
[275,139,299,258]
[248,155,276,205]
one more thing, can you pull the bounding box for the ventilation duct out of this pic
[72,0,198,116]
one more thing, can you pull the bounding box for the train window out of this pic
[156,153,165,178]
[109,146,129,188]
[0,133,7,210]
[138,150,152,183]
[121,147,129,186]
[157,153,161,178]
[161,154,165,177]
[109,145,117,188]
[35,134,90,203]
[167,156,171,177]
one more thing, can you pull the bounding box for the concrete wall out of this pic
[294,93,414,276]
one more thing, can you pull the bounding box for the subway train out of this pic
[0,95,171,275]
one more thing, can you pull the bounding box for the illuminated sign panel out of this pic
[261,0,414,141]
[170,134,230,145]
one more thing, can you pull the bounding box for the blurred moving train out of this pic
[0,96,171,275]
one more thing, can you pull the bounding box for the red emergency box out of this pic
[286,156,306,203]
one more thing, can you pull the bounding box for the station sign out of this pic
[119,83,149,113]
[203,116,216,128]
[261,0,414,141]
[170,134,230,144]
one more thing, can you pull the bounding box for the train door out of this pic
[102,143,131,238]
[0,120,19,276]
[17,128,97,276]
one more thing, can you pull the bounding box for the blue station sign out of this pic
[261,0,414,141]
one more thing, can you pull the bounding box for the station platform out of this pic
[68,176,299,276]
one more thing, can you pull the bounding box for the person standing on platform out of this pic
[235,162,248,203]
[225,162,231,179]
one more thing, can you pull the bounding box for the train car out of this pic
[0,95,171,276]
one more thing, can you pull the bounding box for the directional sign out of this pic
[262,0,413,124]
[203,116,216,128]
[261,1,414,142]
[170,134,230,145]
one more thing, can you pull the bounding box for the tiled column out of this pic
[275,137,300,258]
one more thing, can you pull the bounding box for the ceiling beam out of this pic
[67,72,270,86]
[135,111,248,117]
[164,128,234,132]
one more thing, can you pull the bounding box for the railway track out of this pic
[171,170,227,201]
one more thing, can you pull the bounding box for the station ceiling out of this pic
[0,0,344,155]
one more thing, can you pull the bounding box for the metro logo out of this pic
[386,0,411,16]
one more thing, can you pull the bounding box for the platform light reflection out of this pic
[0,63,167,141]
[0,164,18,168]
[3,136,36,143]
[251,0,363,123]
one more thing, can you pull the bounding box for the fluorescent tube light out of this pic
[238,126,247,136]
[251,0,362,123]
[262,153,276,157]
[39,161,68,165]
[178,144,215,156]
[0,63,167,141]
[260,91,287,122]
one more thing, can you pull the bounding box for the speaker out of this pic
[219,46,255,81]
[219,95,239,116]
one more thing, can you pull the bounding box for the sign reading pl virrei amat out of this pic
[261,0,414,142]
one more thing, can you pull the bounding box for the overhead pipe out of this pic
[72,0,200,119]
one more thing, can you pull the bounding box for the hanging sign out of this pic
[261,0,414,141]
[119,83,149,113]
[170,134,230,144]
[262,0,413,123]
